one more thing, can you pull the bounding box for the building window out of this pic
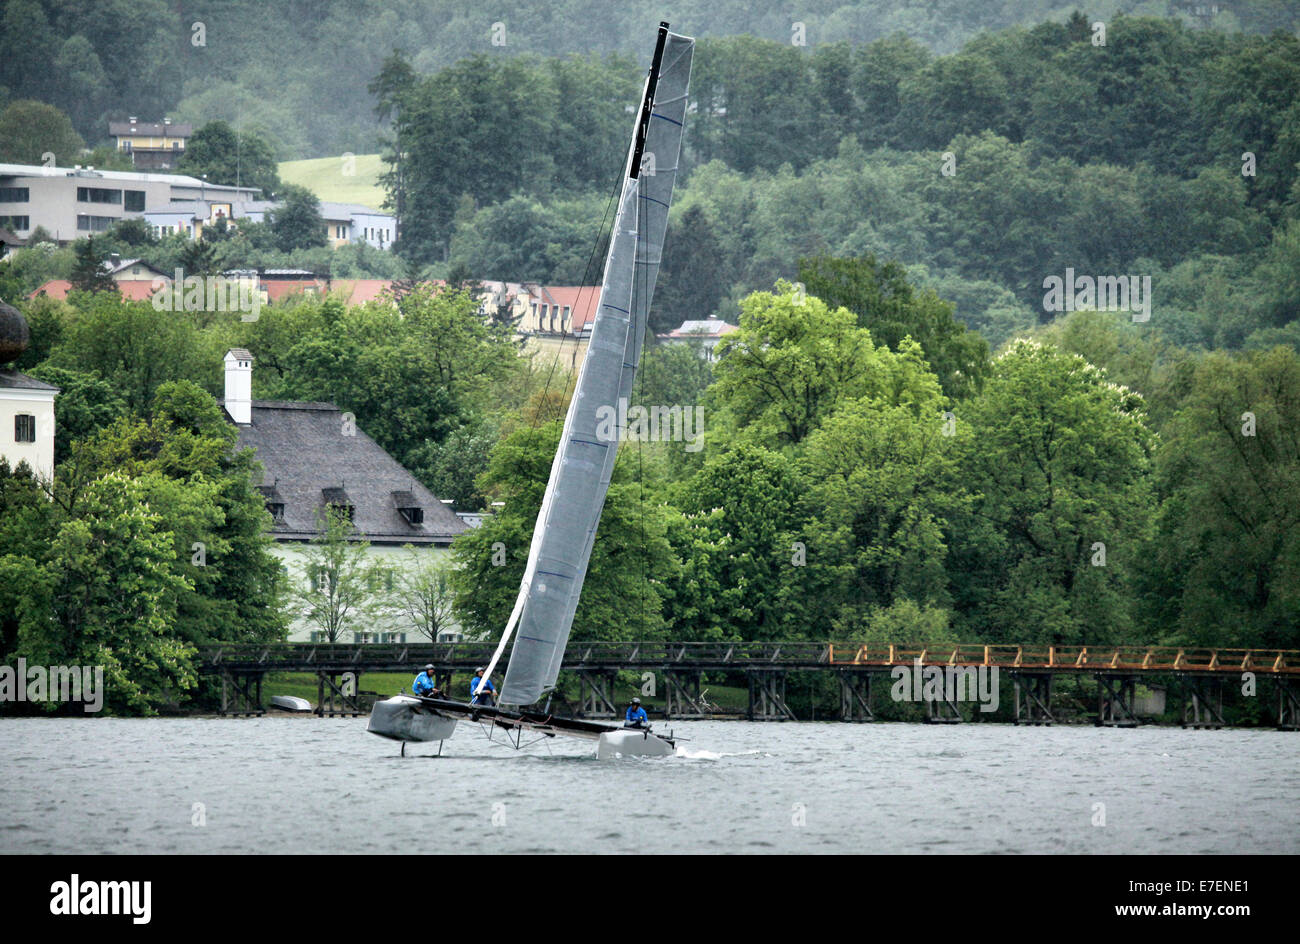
[0,216,30,231]
[14,414,36,443]
[76,215,115,232]
[124,190,145,212]
[77,187,122,204]
[0,187,29,202]
[266,502,285,522]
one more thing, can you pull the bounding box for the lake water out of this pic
[1,718,1296,854]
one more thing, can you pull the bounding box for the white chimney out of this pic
[224,349,253,425]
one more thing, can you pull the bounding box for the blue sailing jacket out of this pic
[625,705,648,724]
[471,676,496,701]
[412,671,437,696]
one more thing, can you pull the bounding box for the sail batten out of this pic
[483,28,693,707]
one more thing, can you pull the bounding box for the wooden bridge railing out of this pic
[196,641,1299,675]
[826,644,1300,675]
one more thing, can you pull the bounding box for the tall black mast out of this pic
[630,21,670,180]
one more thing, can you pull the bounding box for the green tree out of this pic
[654,205,728,332]
[292,505,386,643]
[178,120,281,194]
[797,397,966,634]
[5,470,197,714]
[25,367,127,464]
[0,99,84,165]
[1140,347,1300,648]
[798,254,990,399]
[668,444,804,641]
[948,340,1155,645]
[69,381,289,646]
[68,237,118,295]
[394,549,458,642]
[268,184,327,252]
[178,237,220,280]
[47,293,218,413]
[712,283,943,448]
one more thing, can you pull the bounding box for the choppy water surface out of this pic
[1,719,1296,853]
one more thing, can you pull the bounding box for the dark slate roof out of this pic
[0,368,58,391]
[109,120,194,137]
[227,400,467,545]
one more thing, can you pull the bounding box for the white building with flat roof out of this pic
[0,162,261,244]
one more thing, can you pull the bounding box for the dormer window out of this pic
[258,485,284,523]
[322,487,354,522]
[391,490,423,526]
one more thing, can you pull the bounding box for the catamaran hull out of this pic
[367,695,458,742]
[596,728,676,759]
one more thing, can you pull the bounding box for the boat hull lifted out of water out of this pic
[367,695,459,743]
[370,694,675,758]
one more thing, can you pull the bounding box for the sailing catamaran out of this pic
[368,22,693,759]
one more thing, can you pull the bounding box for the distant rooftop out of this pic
[0,368,58,392]
[0,163,253,192]
[109,120,194,137]
[227,399,468,545]
[666,317,739,338]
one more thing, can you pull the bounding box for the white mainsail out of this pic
[478,26,694,707]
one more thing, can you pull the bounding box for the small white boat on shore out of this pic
[269,695,312,712]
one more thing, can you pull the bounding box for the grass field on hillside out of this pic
[278,153,386,209]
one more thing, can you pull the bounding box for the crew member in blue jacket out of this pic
[624,697,648,728]
[413,664,441,697]
[470,667,496,706]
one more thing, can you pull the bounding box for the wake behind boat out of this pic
[366,21,693,760]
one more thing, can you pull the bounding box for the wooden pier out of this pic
[197,641,1300,727]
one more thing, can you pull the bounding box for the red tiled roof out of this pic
[29,279,163,302]
[332,279,393,306]
[542,286,601,332]
[263,279,329,302]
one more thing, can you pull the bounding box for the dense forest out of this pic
[383,14,1300,349]
[2,0,1296,159]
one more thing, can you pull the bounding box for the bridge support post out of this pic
[219,670,265,717]
[924,691,963,723]
[1179,674,1225,729]
[1277,678,1300,730]
[315,671,364,717]
[576,670,618,719]
[662,670,708,720]
[836,670,874,722]
[1095,674,1140,727]
[747,670,795,721]
[1011,672,1054,725]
